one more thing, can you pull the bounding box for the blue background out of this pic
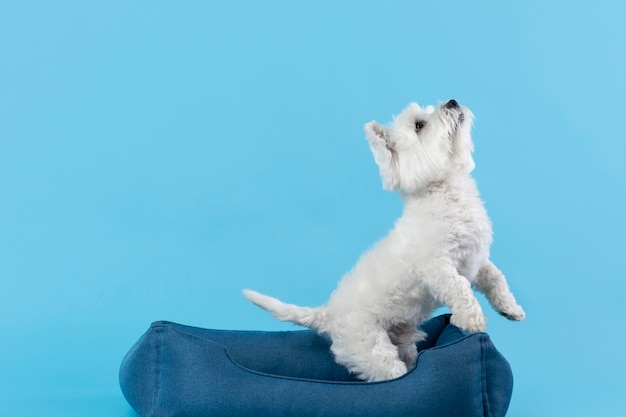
[1,1,625,416]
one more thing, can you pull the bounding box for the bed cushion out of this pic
[119,314,513,417]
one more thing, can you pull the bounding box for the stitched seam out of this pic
[148,326,163,417]
[480,336,491,417]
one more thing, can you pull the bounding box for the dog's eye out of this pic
[415,121,425,132]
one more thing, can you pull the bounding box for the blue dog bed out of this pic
[119,314,513,417]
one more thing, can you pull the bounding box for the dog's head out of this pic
[364,100,475,193]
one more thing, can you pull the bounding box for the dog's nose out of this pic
[445,99,459,109]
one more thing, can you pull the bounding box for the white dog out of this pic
[244,100,525,382]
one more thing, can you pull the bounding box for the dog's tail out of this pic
[242,289,327,333]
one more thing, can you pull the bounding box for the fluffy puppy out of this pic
[244,100,525,382]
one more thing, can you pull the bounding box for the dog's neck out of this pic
[399,173,477,203]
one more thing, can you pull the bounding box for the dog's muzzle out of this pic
[445,99,464,124]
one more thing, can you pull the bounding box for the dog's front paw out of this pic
[451,312,487,333]
[498,304,526,321]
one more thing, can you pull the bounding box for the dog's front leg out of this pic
[426,261,487,333]
[475,261,526,321]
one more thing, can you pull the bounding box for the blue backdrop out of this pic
[1,1,625,416]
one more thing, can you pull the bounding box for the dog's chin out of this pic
[452,112,465,134]
[446,113,464,137]
[441,106,465,131]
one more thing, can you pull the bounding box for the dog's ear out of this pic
[364,121,386,141]
[364,121,391,150]
[365,121,397,156]
[364,121,399,191]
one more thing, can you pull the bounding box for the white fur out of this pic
[244,100,525,382]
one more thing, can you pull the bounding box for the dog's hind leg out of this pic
[475,261,526,321]
[329,326,407,382]
[388,323,426,369]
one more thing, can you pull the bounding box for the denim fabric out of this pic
[119,314,513,417]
